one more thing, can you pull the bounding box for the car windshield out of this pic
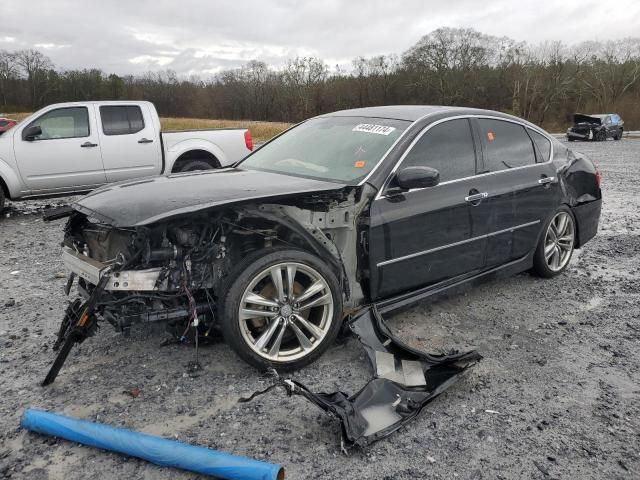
[239,116,410,184]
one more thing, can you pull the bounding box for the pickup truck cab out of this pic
[0,101,253,209]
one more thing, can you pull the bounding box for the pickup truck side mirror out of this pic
[23,125,42,141]
[394,166,440,190]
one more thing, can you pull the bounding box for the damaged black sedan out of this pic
[567,113,624,141]
[45,106,602,383]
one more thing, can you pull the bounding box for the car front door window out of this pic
[399,118,477,182]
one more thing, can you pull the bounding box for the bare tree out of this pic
[0,50,18,107]
[15,49,53,109]
[283,57,328,119]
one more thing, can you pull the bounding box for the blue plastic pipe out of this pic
[21,408,284,480]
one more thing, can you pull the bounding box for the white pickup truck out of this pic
[0,101,253,209]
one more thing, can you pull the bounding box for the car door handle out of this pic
[138,138,153,144]
[465,192,488,202]
[538,176,556,185]
[81,142,98,148]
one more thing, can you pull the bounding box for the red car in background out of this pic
[0,117,17,135]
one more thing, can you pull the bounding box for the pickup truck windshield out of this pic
[240,116,410,184]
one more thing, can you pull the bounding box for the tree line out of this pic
[1,28,640,130]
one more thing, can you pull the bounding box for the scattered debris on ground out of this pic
[1,141,639,478]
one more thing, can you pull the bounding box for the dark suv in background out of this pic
[567,113,624,141]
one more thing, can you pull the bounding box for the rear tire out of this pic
[177,160,214,172]
[0,187,5,211]
[219,248,343,371]
[532,206,576,278]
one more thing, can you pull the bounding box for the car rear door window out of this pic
[527,129,552,163]
[26,107,90,140]
[100,106,145,136]
[400,118,476,182]
[477,119,536,172]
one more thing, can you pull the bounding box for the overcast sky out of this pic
[1,0,639,77]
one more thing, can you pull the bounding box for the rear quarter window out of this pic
[477,119,536,172]
[527,129,552,163]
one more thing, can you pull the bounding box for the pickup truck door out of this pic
[13,105,106,192]
[97,104,162,182]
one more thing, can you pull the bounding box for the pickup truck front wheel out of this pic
[0,187,5,211]
[178,160,214,172]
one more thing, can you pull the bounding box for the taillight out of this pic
[244,130,253,151]
[595,169,601,188]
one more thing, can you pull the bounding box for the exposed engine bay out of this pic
[43,185,372,384]
[62,187,367,333]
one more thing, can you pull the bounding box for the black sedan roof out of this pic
[323,105,519,122]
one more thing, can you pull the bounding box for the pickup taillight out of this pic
[595,169,601,188]
[244,130,253,151]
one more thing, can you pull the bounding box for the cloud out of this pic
[34,43,70,50]
[0,0,638,76]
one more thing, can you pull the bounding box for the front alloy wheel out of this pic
[532,207,576,278]
[220,248,343,370]
[239,262,334,362]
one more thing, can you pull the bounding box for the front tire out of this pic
[220,248,343,371]
[0,187,5,211]
[532,207,576,278]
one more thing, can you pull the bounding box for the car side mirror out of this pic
[23,125,42,141]
[394,166,440,190]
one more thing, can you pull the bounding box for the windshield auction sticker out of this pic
[352,124,396,135]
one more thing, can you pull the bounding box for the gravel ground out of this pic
[1,139,639,480]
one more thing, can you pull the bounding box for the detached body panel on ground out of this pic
[0,101,252,209]
[49,105,602,381]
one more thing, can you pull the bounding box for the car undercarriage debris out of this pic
[240,305,481,447]
[42,270,112,386]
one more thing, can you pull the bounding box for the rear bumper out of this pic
[572,199,601,247]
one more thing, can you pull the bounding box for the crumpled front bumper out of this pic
[62,247,168,291]
[567,130,593,140]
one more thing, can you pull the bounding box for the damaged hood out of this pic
[572,113,602,125]
[73,168,345,227]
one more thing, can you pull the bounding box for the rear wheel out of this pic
[0,187,4,211]
[220,248,343,370]
[178,160,214,172]
[532,207,576,278]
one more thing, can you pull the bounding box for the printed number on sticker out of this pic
[353,124,396,135]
